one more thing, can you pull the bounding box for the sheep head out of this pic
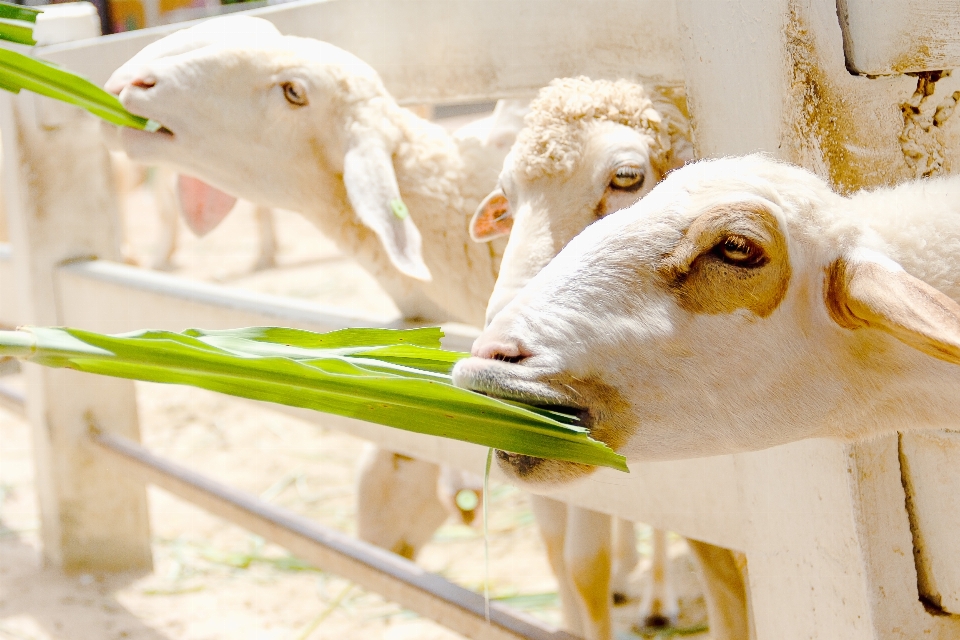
[471,78,693,326]
[453,155,960,484]
[106,16,430,280]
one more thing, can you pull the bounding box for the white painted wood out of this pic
[0,22,152,570]
[0,244,18,327]
[32,2,100,46]
[35,0,683,103]
[837,0,960,76]
[899,431,960,612]
[677,0,960,635]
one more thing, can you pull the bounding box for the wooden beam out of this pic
[55,258,478,352]
[37,0,684,102]
[837,0,960,75]
[0,82,152,572]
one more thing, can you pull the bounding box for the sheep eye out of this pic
[611,165,645,191]
[282,81,308,106]
[715,235,767,267]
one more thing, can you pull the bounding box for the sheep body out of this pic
[470,78,750,640]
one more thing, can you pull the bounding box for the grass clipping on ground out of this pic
[0,326,627,471]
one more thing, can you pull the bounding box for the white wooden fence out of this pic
[1,1,960,638]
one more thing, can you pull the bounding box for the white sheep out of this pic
[454,152,960,461]
[104,15,515,564]
[106,15,508,325]
[469,77,748,640]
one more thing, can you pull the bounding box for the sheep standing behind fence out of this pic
[468,77,749,640]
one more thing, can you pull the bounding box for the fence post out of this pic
[0,6,152,572]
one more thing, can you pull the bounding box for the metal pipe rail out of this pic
[91,430,577,640]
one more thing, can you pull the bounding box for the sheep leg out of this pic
[638,528,679,628]
[354,445,448,559]
[529,495,584,636]
[610,517,639,604]
[565,506,613,640]
[253,205,278,270]
[685,538,751,640]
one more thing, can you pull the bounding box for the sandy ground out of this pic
[0,116,711,640]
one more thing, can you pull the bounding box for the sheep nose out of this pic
[472,338,529,364]
[131,76,157,90]
[106,74,156,96]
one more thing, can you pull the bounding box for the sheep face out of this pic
[454,155,960,482]
[107,17,431,280]
[109,33,352,212]
[475,120,663,325]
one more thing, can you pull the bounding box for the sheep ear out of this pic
[469,189,512,242]
[826,249,960,365]
[176,174,238,237]
[342,138,431,281]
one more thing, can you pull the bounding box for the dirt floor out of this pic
[0,116,711,640]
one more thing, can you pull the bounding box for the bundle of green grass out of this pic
[0,1,159,130]
[0,325,626,470]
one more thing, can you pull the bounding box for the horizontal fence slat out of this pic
[91,431,577,640]
[36,0,683,102]
[55,258,478,353]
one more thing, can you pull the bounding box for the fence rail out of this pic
[37,0,684,103]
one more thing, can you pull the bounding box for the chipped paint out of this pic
[782,3,960,193]
[899,71,960,178]
[783,6,866,194]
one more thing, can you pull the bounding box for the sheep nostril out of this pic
[473,341,530,364]
[131,76,157,90]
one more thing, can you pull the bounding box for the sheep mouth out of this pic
[452,356,604,485]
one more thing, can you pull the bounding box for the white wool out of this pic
[514,77,692,180]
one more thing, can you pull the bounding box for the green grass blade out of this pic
[0,48,155,130]
[0,326,627,471]
[0,3,41,23]
[184,326,444,348]
[0,22,35,46]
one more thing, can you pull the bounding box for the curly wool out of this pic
[514,77,691,180]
